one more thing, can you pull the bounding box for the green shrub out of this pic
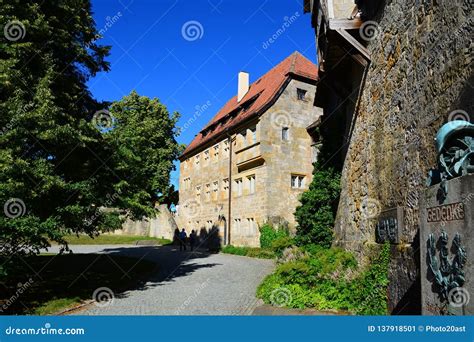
[351,242,390,315]
[257,244,390,314]
[259,223,289,249]
[246,248,276,259]
[271,236,294,256]
[221,245,275,259]
[303,245,357,275]
[276,260,313,285]
[294,165,341,248]
[221,245,247,256]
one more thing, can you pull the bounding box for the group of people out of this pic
[173,228,198,251]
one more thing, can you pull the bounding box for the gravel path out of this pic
[45,244,274,315]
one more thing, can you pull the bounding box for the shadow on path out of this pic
[0,245,219,314]
[99,245,221,290]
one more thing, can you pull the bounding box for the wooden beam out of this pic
[329,18,362,30]
[335,28,370,61]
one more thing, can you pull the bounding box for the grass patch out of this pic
[59,234,171,245]
[0,254,156,315]
[32,297,82,315]
[221,245,275,259]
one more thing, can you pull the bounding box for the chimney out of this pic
[237,71,249,102]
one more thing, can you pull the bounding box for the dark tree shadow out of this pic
[0,244,220,315]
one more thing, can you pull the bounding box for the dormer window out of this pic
[297,88,307,101]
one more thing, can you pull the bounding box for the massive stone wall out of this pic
[114,204,176,241]
[335,0,472,250]
[334,0,472,312]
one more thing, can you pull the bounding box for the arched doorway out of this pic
[217,215,227,245]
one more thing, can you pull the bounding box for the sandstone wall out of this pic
[333,0,472,313]
[335,0,473,251]
[262,79,322,229]
[114,204,176,241]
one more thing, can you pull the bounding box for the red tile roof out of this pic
[180,51,318,160]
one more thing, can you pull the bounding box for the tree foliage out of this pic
[106,91,183,218]
[294,163,341,248]
[0,1,181,260]
[1,0,113,256]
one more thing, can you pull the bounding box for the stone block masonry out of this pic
[333,0,473,312]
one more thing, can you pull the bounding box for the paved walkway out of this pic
[45,244,274,315]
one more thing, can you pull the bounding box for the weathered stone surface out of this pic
[333,0,473,312]
[114,204,176,240]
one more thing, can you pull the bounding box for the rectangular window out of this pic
[195,154,200,166]
[184,177,191,190]
[235,178,243,196]
[282,127,289,141]
[213,144,219,160]
[196,185,201,199]
[222,178,229,197]
[298,176,304,188]
[224,139,230,154]
[246,218,256,236]
[250,126,257,144]
[204,149,210,164]
[205,183,211,200]
[212,181,219,200]
[297,88,307,101]
[241,130,248,147]
[234,218,241,232]
[291,175,305,189]
[247,175,256,194]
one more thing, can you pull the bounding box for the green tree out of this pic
[106,91,183,218]
[294,164,341,248]
[0,0,115,257]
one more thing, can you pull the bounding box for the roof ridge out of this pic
[289,51,298,74]
[180,51,318,159]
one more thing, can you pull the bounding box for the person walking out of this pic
[189,230,197,251]
[173,228,180,246]
[179,228,187,251]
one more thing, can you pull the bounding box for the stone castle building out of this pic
[177,52,321,247]
[304,0,472,313]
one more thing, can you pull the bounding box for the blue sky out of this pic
[88,0,317,189]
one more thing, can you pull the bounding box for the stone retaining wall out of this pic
[334,0,473,311]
